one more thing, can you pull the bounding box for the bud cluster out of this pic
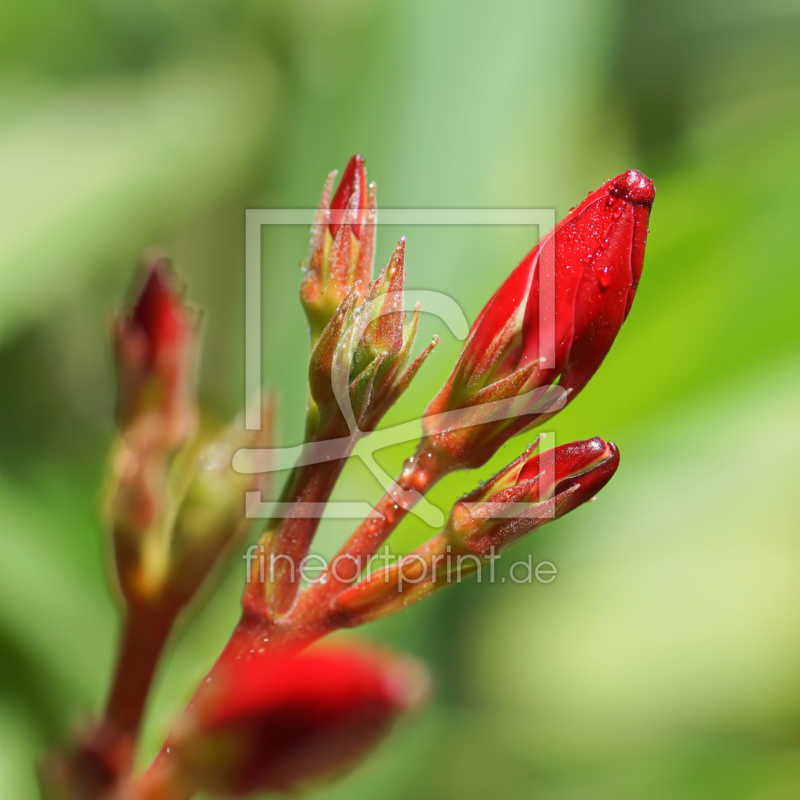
[333,437,620,624]
[51,156,655,800]
[308,237,438,438]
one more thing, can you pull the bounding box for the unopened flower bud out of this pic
[113,257,198,450]
[166,645,428,796]
[423,170,654,470]
[308,238,437,437]
[334,438,619,624]
[449,436,620,556]
[301,155,376,342]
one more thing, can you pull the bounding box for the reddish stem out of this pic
[138,440,447,794]
[105,604,177,741]
[247,455,348,617]
[290,451,448,626]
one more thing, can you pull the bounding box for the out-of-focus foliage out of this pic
[1,1,799,798]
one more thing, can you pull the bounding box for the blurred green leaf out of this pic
[0,49,279,341]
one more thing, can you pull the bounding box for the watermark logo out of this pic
[244,543,558,588]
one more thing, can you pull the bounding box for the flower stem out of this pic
[290,448,450,625]
[246,454,349,617]
[105,603,176,742]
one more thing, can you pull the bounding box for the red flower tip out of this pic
[130,261,190,361]
[518,435,613,489]
[330,154,367,239]
[114,256,197,447]
[168,645,428,796]
[610,169,655,207]
[302,156,376,340]
[554,439,619,515]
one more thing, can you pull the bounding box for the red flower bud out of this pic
[423,170,654,469]
[308,238,437,437]
[451,436,620,556]
[167,645,428,796]
[114,257,197,449]
[333,438,619,624]
[301,155,377,341]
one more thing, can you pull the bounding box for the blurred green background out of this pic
[2,1,800,798]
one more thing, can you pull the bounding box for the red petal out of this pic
[330,154,367,240]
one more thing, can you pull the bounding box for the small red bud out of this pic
[457,437,620,556]
[114,257,197,449]
[301,155,377,341]
[334,438,619,624]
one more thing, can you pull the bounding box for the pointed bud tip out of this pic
[330,155,368,239]
[127,258,194,357]
[568,437,617,477]
[612,169,655,207]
